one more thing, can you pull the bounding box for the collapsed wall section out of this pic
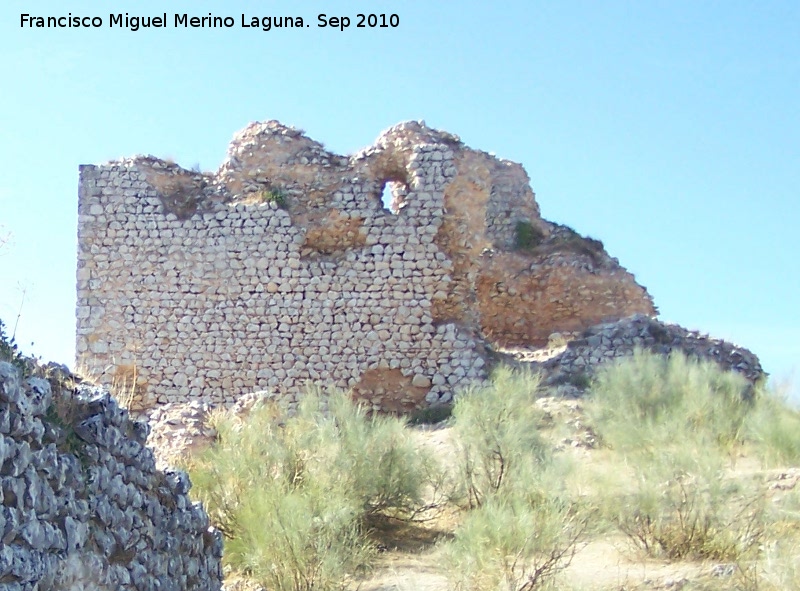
[539,314,766,393]
[432,145,655,347]
[474,229,656,347]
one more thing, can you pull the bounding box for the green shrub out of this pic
[260,187,288,208]
[585,351,769,561]
[324,391,441,520]
[0,318,29,377]
[586,349,752,457]
[186,389,437,590]
[442,490,589,591]
[587,349,800,467]
[745,387,800,466]
[609,451,765,561]
[514,221,544,251]
[223,483,370,591]
[563,371,591,390]
[760,538,800,591]
[408,403,453,426]
[443,366,590,590]
[451,366,549,508]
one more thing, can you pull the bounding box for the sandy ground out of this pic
[347,400,799,591]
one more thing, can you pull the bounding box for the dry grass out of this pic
[75,359,146,410]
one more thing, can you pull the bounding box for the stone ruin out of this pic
[537,314,765,390]
[25,118,765,591]
[0,362,223,590]
[76,120,657,412]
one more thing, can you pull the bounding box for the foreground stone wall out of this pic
[77,120,655,410]
[0,362,222,590]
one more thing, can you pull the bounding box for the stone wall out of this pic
[540,314,765,389]
[76,120,655,411]
[0,362,222,590]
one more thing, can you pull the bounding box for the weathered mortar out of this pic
[76,120,655,410]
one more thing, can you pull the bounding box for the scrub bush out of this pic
[443,367,590,590]
[586,350,767,561]
[745,387,800,466]
[443,491,589,591]
[187,389,438,590]
[586,349,752,457]
[451,366,549,508]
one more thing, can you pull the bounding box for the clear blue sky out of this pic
[1,1,797,400]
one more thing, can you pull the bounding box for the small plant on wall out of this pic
[0,318,29,377]
[514,220,545,250]
[259,187,288,208]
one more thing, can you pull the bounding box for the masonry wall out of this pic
[541,314,765,388]
[0,363,222,590]
[76,121,655,411]
[77,125,489,410]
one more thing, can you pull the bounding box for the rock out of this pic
[411,375,432,388]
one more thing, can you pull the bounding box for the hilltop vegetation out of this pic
[181,350,800,591]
